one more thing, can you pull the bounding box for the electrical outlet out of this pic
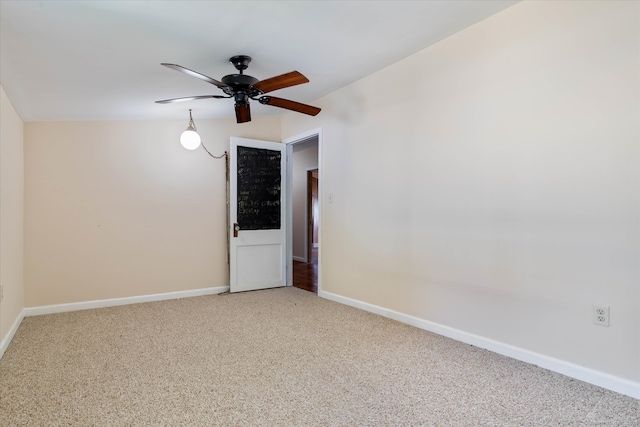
[593,305,610,327]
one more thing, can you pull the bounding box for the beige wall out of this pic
[0,85,25,344]
[24,117,280,306]
[283,1,639,382]
[292,140,319,260]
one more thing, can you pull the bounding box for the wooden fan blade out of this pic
[259,96,321,116]
[253,71,309,94]
[235,103,251,123]
[161,63,228,88]
[155,95,228,104]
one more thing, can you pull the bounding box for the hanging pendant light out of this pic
[180,109,201,150]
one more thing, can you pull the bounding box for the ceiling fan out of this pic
[156,55,321,123]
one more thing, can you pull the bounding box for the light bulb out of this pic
[180,129,201,150]
[180,109,201,150]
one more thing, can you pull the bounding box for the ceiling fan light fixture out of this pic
[180,109,201,150]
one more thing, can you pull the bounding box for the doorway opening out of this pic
[287,133,320,294]
[293,168,318,292]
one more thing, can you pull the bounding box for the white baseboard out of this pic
[0,309,25,359]
[23,286,230,317]
[1,286,228,360]
[319,290,640,400]
[292,256,306,263]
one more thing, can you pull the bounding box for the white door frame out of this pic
[284,128,322,292]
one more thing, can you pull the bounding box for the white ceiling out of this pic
[0,0,517,122]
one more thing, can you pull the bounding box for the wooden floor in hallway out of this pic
[292,247,318,293]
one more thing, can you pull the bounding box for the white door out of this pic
[230,137,287,293]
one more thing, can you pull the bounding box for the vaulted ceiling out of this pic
[0,1,517,122]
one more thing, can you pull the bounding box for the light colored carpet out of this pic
[0,287,637,426]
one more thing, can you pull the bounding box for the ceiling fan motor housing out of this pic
[221,73,261,101]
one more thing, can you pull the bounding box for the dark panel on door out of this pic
[236,146,281,230]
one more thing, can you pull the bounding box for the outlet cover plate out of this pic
[593,305,610,327]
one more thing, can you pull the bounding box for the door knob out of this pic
[233,223,240,238]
